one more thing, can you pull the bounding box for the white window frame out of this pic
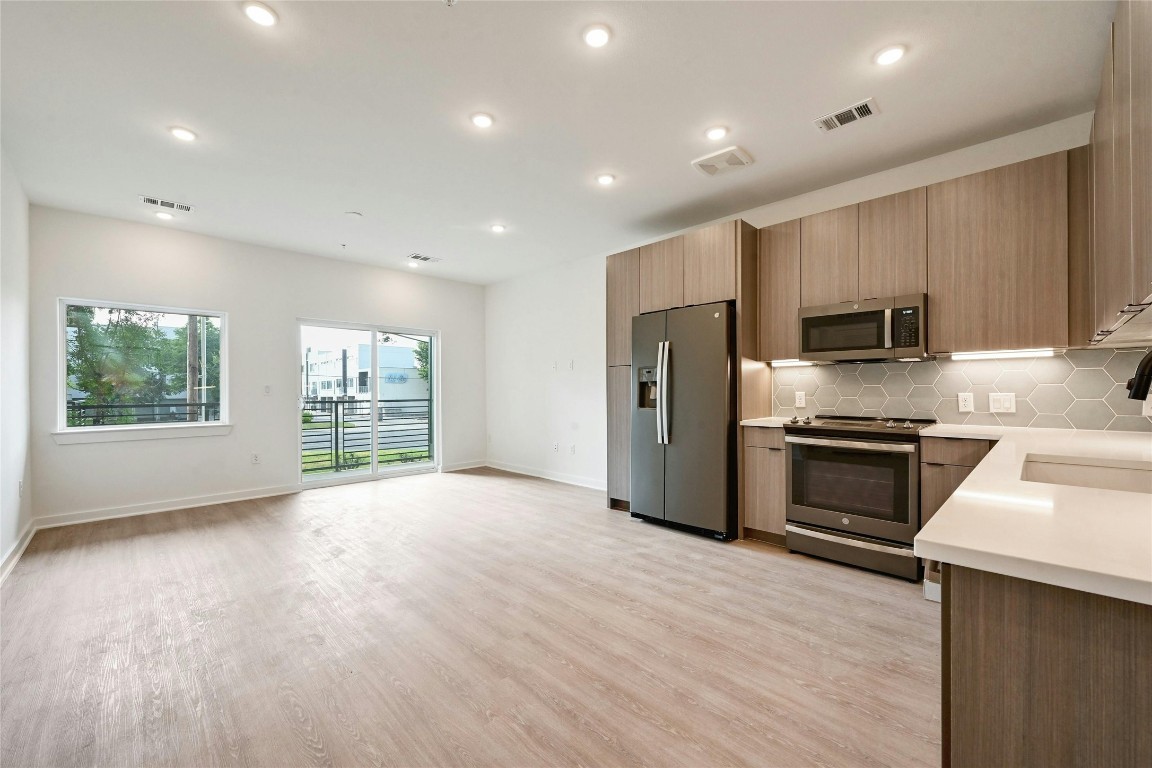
[297,318,441,487]
[53,298,231,444]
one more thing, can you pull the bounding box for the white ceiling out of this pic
[1,1,1113,285]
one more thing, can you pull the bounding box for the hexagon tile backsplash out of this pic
[771,347,1152,432]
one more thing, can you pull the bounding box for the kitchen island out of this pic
[915,426,1152,767]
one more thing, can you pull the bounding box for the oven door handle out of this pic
[784,435,917,453]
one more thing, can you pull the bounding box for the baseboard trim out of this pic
[441,460,487,472]
[0,521,37,583]
[484,461,607,491]
[33,484,302,533]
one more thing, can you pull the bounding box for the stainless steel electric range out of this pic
[783,414,937,581]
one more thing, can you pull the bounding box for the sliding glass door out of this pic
[299,323,436,481]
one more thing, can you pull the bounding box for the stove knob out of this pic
[789,416,799,424]
[903,420,914,429]
[802,416,812,425]
[885,420,896,428]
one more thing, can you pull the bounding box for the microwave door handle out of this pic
[658,343,668,444]
[660,341,670,443]
[884,307,893,350]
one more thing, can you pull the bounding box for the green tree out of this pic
[67,307,168,404]
[414,339,430,381]
[158,318,221,399]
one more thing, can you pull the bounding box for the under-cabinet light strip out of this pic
[950,349,1055,361]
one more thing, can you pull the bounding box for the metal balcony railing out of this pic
[66,401,221,427]
[301,398,433,475]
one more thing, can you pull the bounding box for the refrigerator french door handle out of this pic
[660,341,670,443]
[658,343,668,444]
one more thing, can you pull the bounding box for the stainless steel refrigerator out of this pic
[630,301,737,540]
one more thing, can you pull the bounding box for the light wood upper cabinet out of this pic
[859,188,927,299]
[1131,0,1152,305]
[684,221,736,306]
[607,366,631,504]
[1067,146,1095,347]
[801,205,859,306]
[927,152,1069,354]
[639,236,684,313]
[606,249,640,367]
[758,219,801,361]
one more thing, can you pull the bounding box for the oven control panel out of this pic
[894,306,920,348]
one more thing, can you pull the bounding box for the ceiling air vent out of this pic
[138,195,195,213]
[408,253,443,263]
[813,98,879,133]
[692,146,754,177]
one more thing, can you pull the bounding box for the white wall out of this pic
[485,254,606,489]
[29,206,486,525]
[1,150,33,568]
[482,114,1094,491]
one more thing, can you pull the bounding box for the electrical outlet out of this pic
[794,391,806,408]
[958,393,974,413]
[251,453,261,465]
[569,360,575,371]
[552,442,559,452]
[1143,399,1152,417]
[263,385,272,395]
[989,393,1016,413]
[18,481,23,498]
[569,444,575,455]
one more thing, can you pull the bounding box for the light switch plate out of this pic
[795,391,806,408]
[958,393,974,413]
[989,393,1016,413]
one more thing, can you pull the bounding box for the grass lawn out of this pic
[301,447,431,474]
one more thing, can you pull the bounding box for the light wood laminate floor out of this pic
[1,469,940,767]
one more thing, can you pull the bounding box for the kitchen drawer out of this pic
[744,426,784,449]
[921,437,995,467]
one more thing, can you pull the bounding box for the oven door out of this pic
[798,297,894,362]
[785,435,919,543]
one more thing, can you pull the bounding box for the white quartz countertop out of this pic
[915,428,1152,605]
[740,417,790,428]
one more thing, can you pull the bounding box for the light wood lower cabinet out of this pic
[920,463,973,527]
[607,366,631,506]
[944,565,1152,767]
[743,443,786,541]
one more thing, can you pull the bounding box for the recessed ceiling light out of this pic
[490,224,506,233]
[583,24,611,48]
[408,262,418,268]
[471,112,494,128]
[874,45,905,66]
[168,126,197,142]
[243,2,278,27]
[155,211,173,220]
[705,126,728,141]
[596,174,616,186]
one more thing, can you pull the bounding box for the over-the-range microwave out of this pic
[798,294,928,362]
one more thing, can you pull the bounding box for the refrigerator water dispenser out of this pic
[637,367,658,409]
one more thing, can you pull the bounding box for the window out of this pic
[62,301,225,429]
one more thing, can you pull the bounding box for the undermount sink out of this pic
[1022,454,1152,495]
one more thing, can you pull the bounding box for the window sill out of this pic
[52,423,233,445]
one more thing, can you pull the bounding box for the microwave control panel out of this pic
[895,307,920,348]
